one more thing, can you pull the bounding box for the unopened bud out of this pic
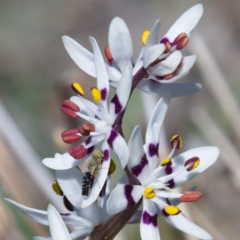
[61,129,81,144]
[104,45,113,65]
[61,100,80,118]
[69,145,88,159]
[180,191,202,202]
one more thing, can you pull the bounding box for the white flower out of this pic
[43,37,131,171]
[106,93,220,240]
[62,4,203,98]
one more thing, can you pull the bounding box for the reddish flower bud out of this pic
[173,33,187,45]
[79,127,90,136]
[69,145,87,159]
[82,124,95,132]
[104,45,113,65]
[61,129,81,144]
[179,191,202,202]
[61,100,80,118]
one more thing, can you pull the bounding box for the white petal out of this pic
[140,198,160,240]
[109,62,133,123]
[137,80,201,98]
[107,184,143,215]
[146,20,161,47]
[61,214,93,228]
[107,130,129,168]
[128,125,150,185]
[47,204,71,240]
[62,36,120,82]
[33,237,51,240]
[145,92,171,171]
[81,141,111,208]
[162,4,204,42]
[109,17,133,71]
[172,146,220,188]
[70,228,93,240]
[143,44,165,69]
[148,51,182,76]
[155,190,182,199]
[56,167,84,209]
[4,198,49,226]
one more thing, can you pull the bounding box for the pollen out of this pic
[191,159,200,171]
[144,187,156,199]
[164,205,180,215]
[108,159,116,175]
[161,157,172,166]
[170,135,182,149]
[52,180,63,196]
[185,157,200,171]
[72,82,84,96]
[91,87,102,103]
[142,30,150,45]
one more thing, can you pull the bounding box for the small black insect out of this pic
[82,150,104,197]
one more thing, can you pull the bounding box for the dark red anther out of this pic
[69,145,88,159]
[179,191,202,202]
[63,196,74,212]
[61,129,81,144]
[79,127,90,136]
[61,100,80,118]
[170,135,182,149]
[83,124,95,132]
[184,157,200,171]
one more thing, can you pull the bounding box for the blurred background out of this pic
[1,0,240,239]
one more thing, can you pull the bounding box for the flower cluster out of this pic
[5,4,220,240]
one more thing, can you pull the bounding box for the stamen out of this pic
[71,82,84,96]
[170,135,182,149]
[163,205,181,216]
[61,100,80,118]
[69,145,88,159]
[141,29,150,45]
[162,68,178,80]
[52,180,63,196]
[79,127,90,136]
[79,124,96,136]
[104,45,113,65]
[180,191,202,202]
[163,42,172,53]
[108,159,116,175]
[61,129,81,144]
[144,187,156,199]
[184,157,200,171]
[91,87,102,103]
[161,157,172,166]
[176,36,189,50]
[173,33,187,46]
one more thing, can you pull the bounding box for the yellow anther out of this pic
[144,187,156,199]
[52,180,63,196]
[191,159,200,171]
[161,157,172,166]
[108,159,116,175]
[170,135,182,149]
[91,87,102,103]
[142,30,150,45]
[72,82,84,96]
[164,205,180,215]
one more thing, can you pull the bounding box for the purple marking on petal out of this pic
[102,149,110,162]
[142,211,158,227]
[131,155,148,177]
[111,94,122,114]
[85,136,92,145]
[148,143,159,157]
[167,179,175,189]
[124,185,136,208]
[107,130,118,148]
[101,88,108,101]
[87,146,94,154]
[162,209,169,217]
[160,37,172,46]
[165,165,173,175]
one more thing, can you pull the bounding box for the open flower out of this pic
[107,93,219,240]
[62,4,203,98]
[43,37,131,171]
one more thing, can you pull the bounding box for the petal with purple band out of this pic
[162,4,204,43]
[106,184,143,215]
[140,198,160,240]
[148,50,182,76]
[56,167,84,210]
[81,140,111,208]
[146,19,161,47]
[107,130,129,168]
[108,17,133,71]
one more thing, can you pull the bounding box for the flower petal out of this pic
[137,80,201,98]
[47,204,71,240]
[145,92,171,171]
[107,184,143,215]
[61,213,93,228]
[4,198,49,226]
[107,130,129,168]
[109,17,133,71]
[171,146,220,188]
[62,36,121,82]
[148,51,182,76]
[146,19,161,47]
[33,237,51,240]
[56,167,84,209]
[70,228,93,240]
[162,4,204,42]
[140,198,160,240]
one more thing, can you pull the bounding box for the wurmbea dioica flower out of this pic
[107,93,220,240]
[43,37,131,171]
[62,4,203,98]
